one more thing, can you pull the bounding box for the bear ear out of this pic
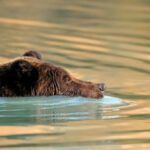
[23,50,42,60]
[11,60,38,84]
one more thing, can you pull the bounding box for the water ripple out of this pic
[0,0,150,148]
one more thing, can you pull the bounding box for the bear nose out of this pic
[98,83,105,91]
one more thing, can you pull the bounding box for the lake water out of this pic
[0,0,150,149]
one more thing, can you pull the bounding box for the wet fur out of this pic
[0,51,105,98]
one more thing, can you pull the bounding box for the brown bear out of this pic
[0,51,105,98]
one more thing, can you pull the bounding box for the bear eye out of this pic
[63,75,71,83]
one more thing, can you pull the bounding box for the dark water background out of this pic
[0,0,150,149]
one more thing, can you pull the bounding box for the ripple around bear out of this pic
[0,51,105,98]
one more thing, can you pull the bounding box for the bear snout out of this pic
[97,83,105,92]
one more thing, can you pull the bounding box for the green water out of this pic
[0,0,150,149]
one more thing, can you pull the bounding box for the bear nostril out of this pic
[98,83,105,91]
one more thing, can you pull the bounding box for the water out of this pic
[0,0,150,149]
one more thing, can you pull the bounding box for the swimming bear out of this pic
[0,51,105,98]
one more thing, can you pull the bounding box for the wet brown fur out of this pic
[0,51,105,98]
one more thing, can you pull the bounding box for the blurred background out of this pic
[0,0,150,149]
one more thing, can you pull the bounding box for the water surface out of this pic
[0,0,150,149]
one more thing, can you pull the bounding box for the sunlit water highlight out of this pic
[0,96,128,124]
